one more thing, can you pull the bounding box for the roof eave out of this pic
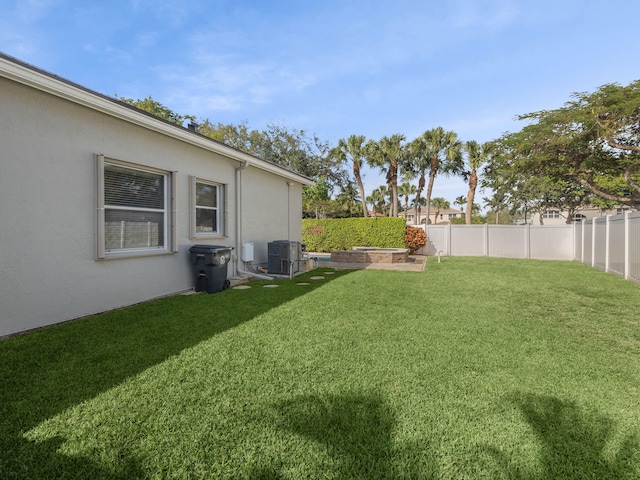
[0,53,315,186]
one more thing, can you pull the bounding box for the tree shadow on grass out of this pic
[483,392,640,479]
[249,393,438,479]
[0,268,353,479]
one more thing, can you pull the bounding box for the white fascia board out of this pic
[0,54,315,186]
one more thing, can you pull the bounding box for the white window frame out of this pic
[96,154,177,259]
[543,209,561,219]
[190,176,227,239]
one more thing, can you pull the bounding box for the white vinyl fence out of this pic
[574,210,640,284]
[421,223,574,260]
[417,210,640,285]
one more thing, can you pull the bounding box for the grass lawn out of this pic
[1,257,639,479]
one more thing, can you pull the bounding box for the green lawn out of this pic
[1,257,639,479]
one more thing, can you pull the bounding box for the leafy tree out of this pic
[199,121,348,191]
[484,208,515,225]
[431,197,450,224]
[365,134,406,217]
[330,135,369,217]
[303,177,331,219]
[197,120,262,152]
[450,214,485,224]
[496,80,640,207]
[117,95,195,125]
[486,136,597,223]
[530,177,593,224]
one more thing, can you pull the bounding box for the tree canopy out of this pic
[198,120,348,190]
[117,95,195,126]
[493,80,640,208]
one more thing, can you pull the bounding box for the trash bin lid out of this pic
[189,244,234,252]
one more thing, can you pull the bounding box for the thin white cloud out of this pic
[447,0,518,29]
[103,46,134,64]
[149,25,319,114]
[0,0,61,59]
[134,32,159,48]
[15,0,62,23]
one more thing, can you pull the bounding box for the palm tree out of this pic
[331,135,368,217]
[407,136,430,224]
[334,181,361,217]
[367,185,388,216]
[419,127,463,225]
[463,141,491,224]
[398,182,417,218]
[431,197,450,224]
[364,134,406,217]
[454,195,467,212]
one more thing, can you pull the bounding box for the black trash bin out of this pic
[189,245,234,293]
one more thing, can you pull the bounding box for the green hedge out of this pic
[302,218,407,252]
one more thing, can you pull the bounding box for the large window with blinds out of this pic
[97,156,176,258]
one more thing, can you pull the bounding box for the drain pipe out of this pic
[287,181,294,280]
[234,159,274,281]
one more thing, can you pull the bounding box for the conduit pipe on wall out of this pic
[287,181,294,280]
[234,159,274,281]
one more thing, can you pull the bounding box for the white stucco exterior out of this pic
[0,53,312,337]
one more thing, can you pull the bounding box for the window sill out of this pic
[190,235,228,241]
[98,249,174,260]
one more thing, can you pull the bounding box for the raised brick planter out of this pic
[330,248,409,263]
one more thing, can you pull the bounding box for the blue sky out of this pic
[2,0,639,209]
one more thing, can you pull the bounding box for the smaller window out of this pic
[543,210,561,219]
[196,182,219,234]
[191,177,226,238]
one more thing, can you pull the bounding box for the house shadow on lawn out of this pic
[480,392,639,479]
[0,268,353,479]
[248,393,438,479]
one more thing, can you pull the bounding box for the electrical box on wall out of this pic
[242,242,254,262]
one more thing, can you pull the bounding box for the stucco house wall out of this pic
[0,54,312,337]
[241,166,304,264]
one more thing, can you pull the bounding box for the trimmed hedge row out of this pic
[302,218,407,252]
